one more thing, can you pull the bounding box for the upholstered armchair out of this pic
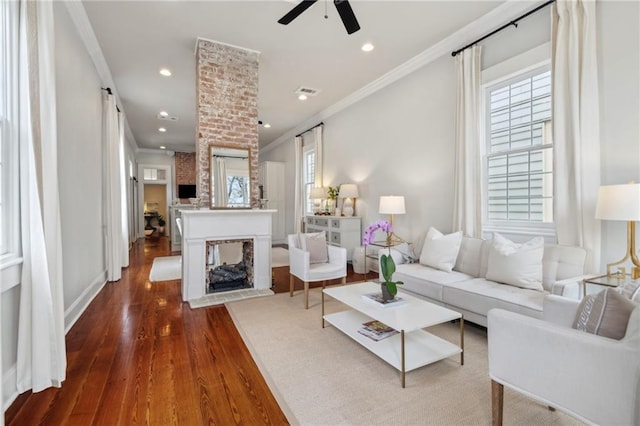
[288,233,347,309]
[488,295,640,425]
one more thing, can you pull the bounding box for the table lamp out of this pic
[339,184,359,217]
[595,182,640,279]
[379,195,406,244]
[309,187,328,214]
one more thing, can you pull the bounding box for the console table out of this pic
[305,215,361,261]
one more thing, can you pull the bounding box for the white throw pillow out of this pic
[419,227,463,272]
[485,233,544,291]
[300,232,328,264]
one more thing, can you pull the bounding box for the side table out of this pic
[581,274,635,298]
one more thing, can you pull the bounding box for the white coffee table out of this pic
[322,281,463,387]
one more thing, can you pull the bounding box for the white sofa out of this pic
[385,236,587,326]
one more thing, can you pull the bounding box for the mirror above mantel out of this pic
[210,145,251,209]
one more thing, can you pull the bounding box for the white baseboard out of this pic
[2,364,16,412]
[64,270,107,333]
[2,270,108,411]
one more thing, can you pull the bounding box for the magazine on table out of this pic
[362,292,407,307]
[357,320,398,341]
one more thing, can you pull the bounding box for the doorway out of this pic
[143,183,168,237]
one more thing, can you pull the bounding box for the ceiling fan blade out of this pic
[334,0,360,34]
[278,0,318,25]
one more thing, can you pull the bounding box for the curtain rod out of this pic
[451,0,555,57]
[295,122,324,138]
[101,87,121,112]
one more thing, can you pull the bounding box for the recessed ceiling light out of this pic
[159,146,166,150]
[158,127,167,132]
[298,94,307,101]
[159,111,169,117]
[159,68,172,77]
[361,43,375,52]
[264,123,271,128]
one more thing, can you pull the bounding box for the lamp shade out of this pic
[309,187,328,199]
[338,184,359,198]
[379,196,406,215]
[595,183,640,221]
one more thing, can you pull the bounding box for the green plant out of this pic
[363,220,404,296]
[327,186,340,200]
[157,215,166,227]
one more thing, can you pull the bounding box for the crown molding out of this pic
[261,0,536,155]
[63,1,139,153]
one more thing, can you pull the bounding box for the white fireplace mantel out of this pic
[181,209,276,307]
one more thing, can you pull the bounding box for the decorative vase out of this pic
[381,283,394,302]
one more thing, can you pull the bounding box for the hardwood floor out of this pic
[5,237,375,425]
[5,237,287,425]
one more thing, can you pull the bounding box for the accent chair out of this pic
[488,294,640,425]
[288,233,347,309]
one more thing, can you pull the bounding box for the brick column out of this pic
[196,39,259,207]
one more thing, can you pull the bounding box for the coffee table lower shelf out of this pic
[323,310,462,377]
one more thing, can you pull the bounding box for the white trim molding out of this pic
[261,0,537,155]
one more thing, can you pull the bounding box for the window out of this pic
[484,66,553,231]
[225,158,250,207]
[302,146,315,215]
[1,0,19,264]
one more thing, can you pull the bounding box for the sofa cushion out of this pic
[300,232,328,264]
[573,288,636,340]
[442,278,545,319]
[541,244,587,291]
[395,263,472,302]
[616,280,640,303]
[454,237,483,277]
[419,227,462,272]
[486,233,544,291]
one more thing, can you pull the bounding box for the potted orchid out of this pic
[362,220,403,301]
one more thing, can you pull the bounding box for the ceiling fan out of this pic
[278,0,361,35]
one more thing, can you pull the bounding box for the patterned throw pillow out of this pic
[573,288,637,340]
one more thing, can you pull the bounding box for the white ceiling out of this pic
[81,0,508,152]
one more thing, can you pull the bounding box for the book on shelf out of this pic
[357,320,398,341]
[362,292,407,307]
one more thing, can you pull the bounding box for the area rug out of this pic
[271,247,289,268]
[149,255,181,282]
[226,291,583,425]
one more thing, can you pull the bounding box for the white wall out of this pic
[261,1,639,272]
[597,0,640,270]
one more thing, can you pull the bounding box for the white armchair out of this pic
[488,295,640,425]
[288,233,347,309]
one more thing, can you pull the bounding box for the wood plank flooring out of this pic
[6,237,375,425]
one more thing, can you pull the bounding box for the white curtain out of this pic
[16,0,66,393]
[293,136,304,233]
[118,112,129,266]
[552,0,601,272]
[214,157,228,207]
[453,45,482,238]
[104,93,124,281]
[313,125,324,187]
